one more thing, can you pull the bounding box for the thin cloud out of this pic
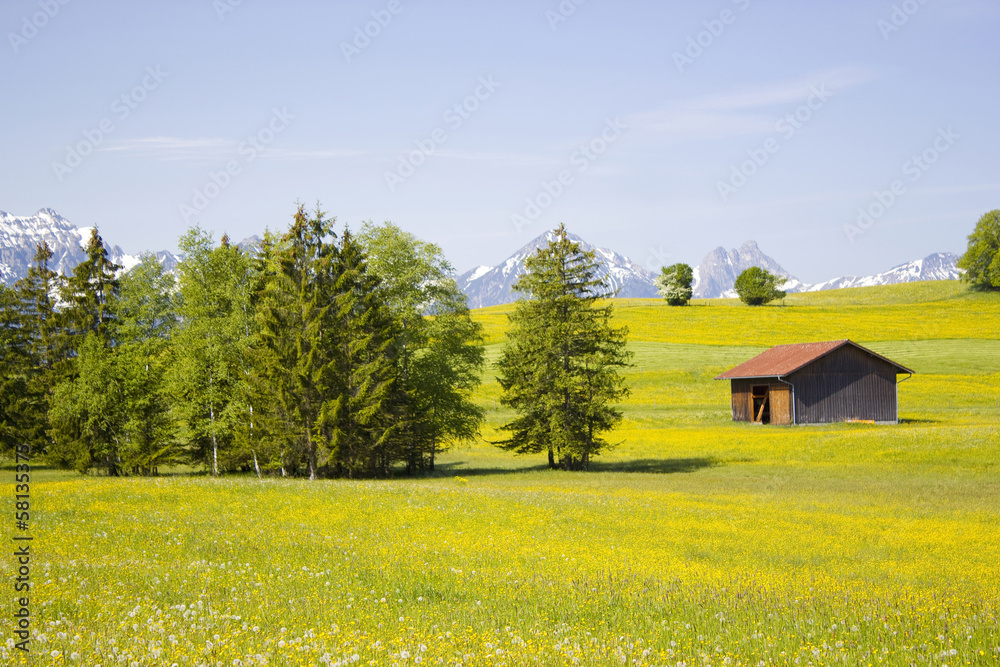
[100,136,368,161]
[630,66,877,143]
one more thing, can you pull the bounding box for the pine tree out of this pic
[0,283,31,457]
[60,227,121,348]
[324,231,401,478]
[256,205,339,479]
[10,243,63,456]
[496,224,631,470]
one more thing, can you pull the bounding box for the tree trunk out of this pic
[210,403,219,477]
[307,428,317,480]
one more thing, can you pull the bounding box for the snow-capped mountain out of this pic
[457,230,658,308]
[690,240,961,298]
[0,209,180,285]
[692,240,804,299]
[804,253,961,291]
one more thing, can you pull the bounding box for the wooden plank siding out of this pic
[788,345,900,424]
[729,379,793,425]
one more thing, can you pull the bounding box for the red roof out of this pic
[714,340,914,380]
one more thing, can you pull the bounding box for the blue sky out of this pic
[1,0,998,282]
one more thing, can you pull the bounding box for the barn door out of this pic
[751,385,770,424]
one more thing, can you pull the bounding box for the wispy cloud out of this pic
[629,66,877,143]
[100,136,367,161]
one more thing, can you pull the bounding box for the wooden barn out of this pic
[715,340,914,425]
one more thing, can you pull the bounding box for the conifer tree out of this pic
[11,243,63,455]
[0,283,31,457]
[256,206,339,479]
[60,227,121,348]
[495,224,631,470]
[324,230,401,478]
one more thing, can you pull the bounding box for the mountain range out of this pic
[0,209,180,285]
[460,236,960,306]
[0,209,962,304]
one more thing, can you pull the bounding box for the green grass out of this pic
[1,281,998,666]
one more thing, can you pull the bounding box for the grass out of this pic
[1,280,998,666]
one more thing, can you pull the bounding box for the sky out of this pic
[1,0,998,283]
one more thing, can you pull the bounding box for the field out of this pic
[2,281,999,666]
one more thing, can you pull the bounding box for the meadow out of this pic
[2,280,999,666]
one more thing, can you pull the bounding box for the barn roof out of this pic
[714,340,914,380]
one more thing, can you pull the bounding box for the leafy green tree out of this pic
[957,210,1000,290]
[734,267,786,306]
[495,224,631,470]
[410,305,485,471]
[656,263,694,305]
[357,221,485,473]
[171,229,256,475]
[113,255,179,474]
[48,333,125,474]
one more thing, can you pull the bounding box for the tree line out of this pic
[0,205,485,478]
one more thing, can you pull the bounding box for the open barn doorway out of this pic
[751,385,771,424]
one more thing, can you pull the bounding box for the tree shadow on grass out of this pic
[431,457,717,477]
[588,457,717,474]
[430,461,551,477]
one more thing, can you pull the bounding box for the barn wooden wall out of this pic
[788,346,899,423]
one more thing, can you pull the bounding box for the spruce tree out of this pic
[11,243,63,456]
[0,283,31,457]
[325,230,401,478]
[256,205,339,479]
[495,224,631,470]
[60,227,121,347]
